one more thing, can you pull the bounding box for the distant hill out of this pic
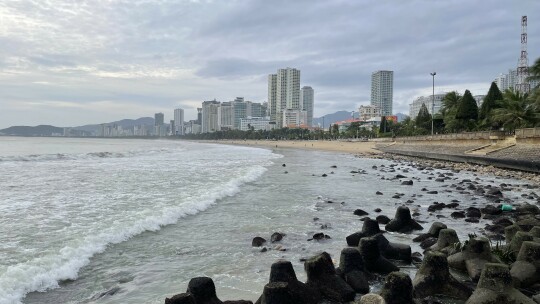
[0,125,64,136]
[313,111,354,128]
[73,117,155,133]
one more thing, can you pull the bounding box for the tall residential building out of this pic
[197,108,202,125]
[201,100,220,133]
[218,102,234,130]
[495,68,539,91]
[154,112,165,136]
[268,67,301,128]
[370,70,394,116]
[408,94,446,119]
[232,97,247,129]
[267,74,277,122]
[174,108,184,135]
[301,86,314,126]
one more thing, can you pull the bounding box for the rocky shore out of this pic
[163,156,540,304]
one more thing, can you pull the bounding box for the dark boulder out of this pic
[252,237,267,247]
[450,211,465,219]
[354,209,369,216]
[376,215,391,224]
[466,207,481,218]
[481,205,502,216]
[271,232,284,243]
[401,180,413,186]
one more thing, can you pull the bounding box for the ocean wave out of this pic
[0,149,178,163]
[0,165,268,304]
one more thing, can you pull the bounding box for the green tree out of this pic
[528,57,540,86]
[479,82,503,122]
[455,90,478,131]
[415,103,432,131]
[441,91,462,133]
[379,116,387,133]
[492,89,539,130]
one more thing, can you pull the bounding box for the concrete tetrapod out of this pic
[260,282,294,304]
[165,293,196,304]
[255,259,320,304]
[428,228,460,256]
[510,241,540,288]
[359,237,399,275]
[380,272,414,304]
[186,277,223,304]
[339,248,370,294]
[371,233,412,263]
[465,263,535,304]
[447,237,501,282]
[304,252,356,303]
[505,224,522,243]
[385,206,423,233]
[508,231,534,255]
[413,221,447,242]
[412,251,472,300]
[347,217,383,246]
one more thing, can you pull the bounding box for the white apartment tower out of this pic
[301,86,314,127]
[218,102,234,130]
[370,70,394,116]
[268,68,301,128]
[174,108,184,135]
[201,100,220,133]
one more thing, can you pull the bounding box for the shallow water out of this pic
[0,137,535,303]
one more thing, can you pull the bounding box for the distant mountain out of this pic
[395,113,409,122]
[313,111,354,128]
[73,117,155,133]
[0,125,64,136]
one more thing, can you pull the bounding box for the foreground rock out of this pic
[465,263,534,304]
[510,241,540,288]
[428,228,460,256]
[380,271,414,304]
[304,252,355,302]
[385,206,423,233]
[447,237,501,281]
[255,259,320,304]
[339,248,370,294]
[413,251,472,300]
[346,218,383,246]
[359,237,399,274]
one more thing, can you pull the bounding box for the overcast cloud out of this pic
[0,0,539,128]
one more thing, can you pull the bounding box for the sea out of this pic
[0,137,535,304]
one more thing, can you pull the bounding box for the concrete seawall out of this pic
[379,148,540,174]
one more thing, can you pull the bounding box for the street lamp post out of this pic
[430,72,436,136]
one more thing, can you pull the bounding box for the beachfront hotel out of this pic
[370,70,394,116]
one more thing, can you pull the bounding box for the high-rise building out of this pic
[218,102,234,130]
[154,113,164,126]
[197,108,202,125]
[232,97,247,129]
[174,108,184,135]
[301,86,314,126]
[370,70,394,116]
[154,112,165,136]
[201,100,220,133]
[268,68,301,128]
[267,74,277,122]
[494,68,538,91]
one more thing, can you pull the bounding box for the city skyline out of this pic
[1,1,539,129]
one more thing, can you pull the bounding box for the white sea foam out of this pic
[0,140,275,304]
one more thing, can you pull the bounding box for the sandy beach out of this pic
[204,139,382,156]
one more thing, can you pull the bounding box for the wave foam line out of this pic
[0,165,267,304]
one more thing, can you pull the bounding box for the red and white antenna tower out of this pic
[515,15,530,94]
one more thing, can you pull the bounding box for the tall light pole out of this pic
[430,72,436,136]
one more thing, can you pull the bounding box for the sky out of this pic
[0,0,539,128]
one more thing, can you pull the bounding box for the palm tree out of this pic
[491,89,539,130]
[528,57,540,85]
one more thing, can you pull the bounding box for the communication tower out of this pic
[515,16,530,93]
